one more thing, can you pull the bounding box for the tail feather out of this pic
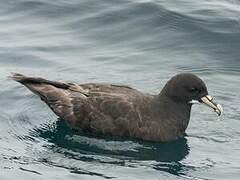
[8,73,26,82]
[10,73,78,127]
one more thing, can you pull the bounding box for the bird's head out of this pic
[163,73,223,116]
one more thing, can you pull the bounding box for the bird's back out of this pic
[71,83,154,136]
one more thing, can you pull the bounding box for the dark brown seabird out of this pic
[10,73,223,142]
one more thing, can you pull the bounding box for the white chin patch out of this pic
[188,100,200,104]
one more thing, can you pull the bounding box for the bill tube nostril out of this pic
[201,95,223,116]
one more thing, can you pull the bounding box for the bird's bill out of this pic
[201,95,223,116]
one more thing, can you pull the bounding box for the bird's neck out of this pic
[151,93,192,141]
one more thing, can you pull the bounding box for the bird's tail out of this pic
[9,73,70,89]
[9,73,78,126]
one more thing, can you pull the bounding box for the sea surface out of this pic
[0,0,240,179]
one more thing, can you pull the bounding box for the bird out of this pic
[10,73,223,142]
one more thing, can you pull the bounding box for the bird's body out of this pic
[10,73,222,142]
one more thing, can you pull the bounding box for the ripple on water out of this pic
[0,0,240,179]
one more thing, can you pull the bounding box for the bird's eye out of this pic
[190,88,198,93]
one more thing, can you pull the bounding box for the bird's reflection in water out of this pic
[32,119,190,177]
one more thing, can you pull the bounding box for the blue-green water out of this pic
[0,0,240,179]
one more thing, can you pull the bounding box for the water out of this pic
[0,0,240,179]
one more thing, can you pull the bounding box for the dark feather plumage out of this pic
[10,73,209,142]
